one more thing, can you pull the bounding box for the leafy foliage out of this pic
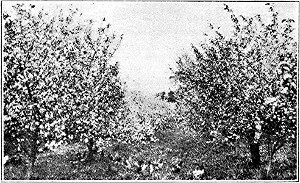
[50,7,126,158]
[3,3,125,177]
[171,3,297,172]
[122,91,176,143]
[3,4,68,168]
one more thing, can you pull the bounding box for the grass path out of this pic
[4,128,297,180]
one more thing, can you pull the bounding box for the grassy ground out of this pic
[4,128,297,180]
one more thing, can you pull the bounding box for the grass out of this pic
[4,128,297,180]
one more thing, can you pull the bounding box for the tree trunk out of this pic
[24,141,38,179]
[27,130,39,179]
[266,158,272,177]
[247,124,261,169]
[249,142,260,169]
[266,142,278,177]
[87,138,96,161]
[234,140,240,157]
[25,163,32,180]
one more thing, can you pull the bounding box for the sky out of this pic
[3,2,298,96]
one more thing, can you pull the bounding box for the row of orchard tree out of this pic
[170,4,297,177]
[3,4,126,178]
[3,3,297,179]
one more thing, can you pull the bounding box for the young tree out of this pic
[171,3,297,174]
[3,4,67,178]
[56,9,125,160]
[3,3,125,178]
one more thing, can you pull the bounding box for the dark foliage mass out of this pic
[3,3,297,180]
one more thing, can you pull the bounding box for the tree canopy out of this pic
[171,3,297,172]
[3,3,126,177]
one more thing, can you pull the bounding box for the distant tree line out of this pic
[156,91,176,103]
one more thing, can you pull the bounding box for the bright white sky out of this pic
[3,2,298,96]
